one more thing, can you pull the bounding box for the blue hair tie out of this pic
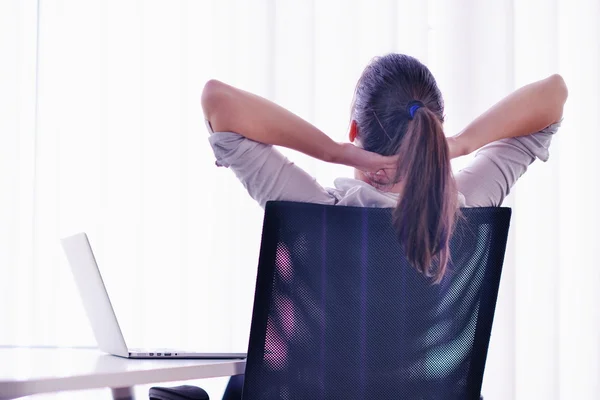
[407,101,425,120]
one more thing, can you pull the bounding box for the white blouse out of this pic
[206,120,560,209]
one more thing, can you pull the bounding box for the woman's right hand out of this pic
[446,136,469,159]
[337,138,466,186]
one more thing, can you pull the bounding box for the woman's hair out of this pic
[352,53,458,283]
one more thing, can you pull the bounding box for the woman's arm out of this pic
[448,74,568,158]
[201,79,396,173]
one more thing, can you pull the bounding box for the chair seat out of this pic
[148,385,209,400]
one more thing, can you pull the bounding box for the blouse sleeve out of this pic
[455,121,561,207]
[206,121,337,208]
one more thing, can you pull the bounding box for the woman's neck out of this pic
[354,169,403,194]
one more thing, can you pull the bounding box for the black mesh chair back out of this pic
[242,201,511,400]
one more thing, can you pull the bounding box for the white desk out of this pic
[0,347,246,400]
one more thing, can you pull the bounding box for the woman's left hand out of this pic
[336,142,398,185]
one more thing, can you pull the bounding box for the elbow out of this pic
[201,79,228,121]
[549,73,568,103]
[547,74,568,122]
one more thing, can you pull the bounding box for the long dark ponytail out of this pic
[353,54,458,283]
[393,105,457,282]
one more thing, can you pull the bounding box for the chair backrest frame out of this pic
[243,201,512,400]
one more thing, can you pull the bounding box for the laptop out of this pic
[60,232,246,359]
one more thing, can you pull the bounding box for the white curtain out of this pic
[1,0,599,399]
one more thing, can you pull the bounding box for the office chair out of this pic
[153,201,511,400]
[242,201,510,400]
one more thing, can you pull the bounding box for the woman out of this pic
[202,53,567,399]
[202,53,567,281]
